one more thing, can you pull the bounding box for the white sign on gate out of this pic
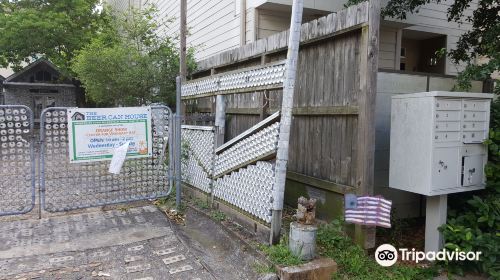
[67,107,152,163]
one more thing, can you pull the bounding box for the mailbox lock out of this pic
[439,160,448,170]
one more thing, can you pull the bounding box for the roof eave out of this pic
[3,81,75,88]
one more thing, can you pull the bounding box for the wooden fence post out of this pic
[260,55,271,121]
[354,0,380,249]
[213,68,226,147]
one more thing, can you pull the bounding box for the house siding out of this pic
[395,0,477,75]
[379,26,398,70]
[376,0,477,75]
[112,0,475,75]
[255,9,318,40]
[150,0,242,61]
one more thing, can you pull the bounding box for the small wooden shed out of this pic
[2,59,77,120]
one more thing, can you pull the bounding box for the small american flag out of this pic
[345,196,392,228]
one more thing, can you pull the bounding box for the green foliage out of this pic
[343,0,499,277]
[439,99,500,278]
[72,6,196,106]
[0,0,102,75]
[317,219,437,280]
[194,198,210,210]
[253,262,275,274]
[181,140,191,164]
[259,238,303,269]
[210,210,226,222]
[441,196,500,277]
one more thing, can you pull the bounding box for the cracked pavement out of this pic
[0,205,215,280]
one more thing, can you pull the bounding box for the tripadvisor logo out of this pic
[375,244,482,266]
[375,244,398,266]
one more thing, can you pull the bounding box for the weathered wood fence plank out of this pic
[182,0,379,249]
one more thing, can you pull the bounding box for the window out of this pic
[30,71,56,83]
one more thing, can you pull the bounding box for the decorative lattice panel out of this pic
[214,161,274,223]
[182,155,212,193]
[214,122,279,177]
[181,61,286,98]
[180,114,279,223]
[181,77,219,98]
[0,106,35,216]
[181,126,215,193]
[219,63,286,91]
[41,106,172,212]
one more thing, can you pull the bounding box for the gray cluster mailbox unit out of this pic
[390,91,493,195]
[389,91,493,252]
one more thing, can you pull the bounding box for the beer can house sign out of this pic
[67,107,153,163]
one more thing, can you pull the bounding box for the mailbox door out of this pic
[462,155,484,187]
[432,148,460,189]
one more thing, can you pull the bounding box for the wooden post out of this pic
[260,90,269,120]
[180,0,187,80]
[212,68,225,147]
[354,0,380,249]
[260,55,271,120]
[270,0,304,245]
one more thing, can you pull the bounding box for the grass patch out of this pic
[193,198,210,210]
[259,238,303,269]
[253,262,275,274]
[210,210,226,221]
[317,219,438,280]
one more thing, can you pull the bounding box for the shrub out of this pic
[440,99,500,278]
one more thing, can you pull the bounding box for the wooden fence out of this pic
[182,0,380,248]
